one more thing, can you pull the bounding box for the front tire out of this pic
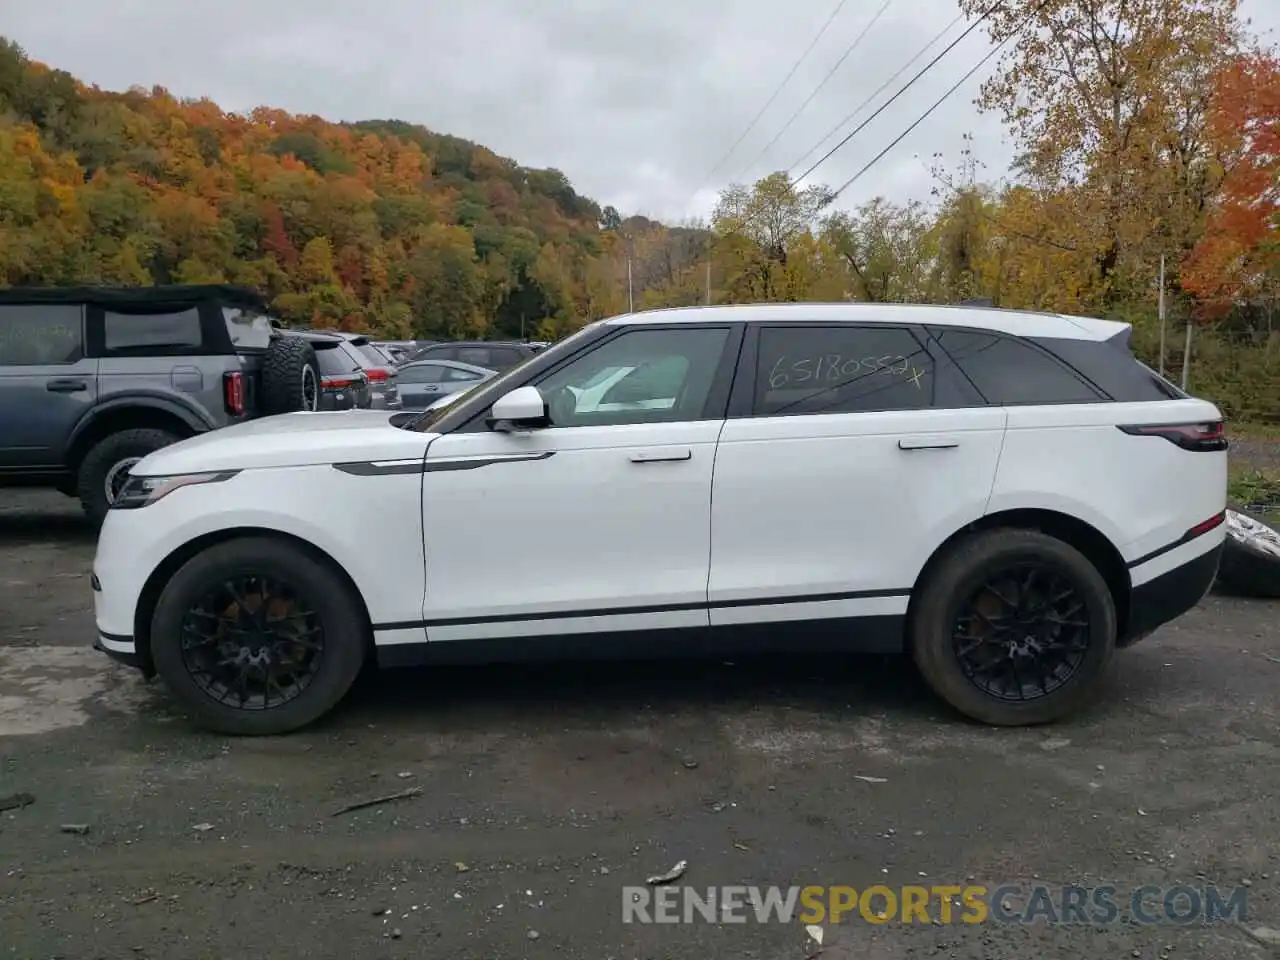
[909,528,1117,726]
[150,537,367,735]
[77,427,181,527]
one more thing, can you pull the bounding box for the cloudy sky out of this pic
[4,0,1277,224]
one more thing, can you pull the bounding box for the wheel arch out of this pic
[131,527,376,674]
[907,508,1132,648]
[66,396,210,470]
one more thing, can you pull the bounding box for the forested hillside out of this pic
[0,0,1276,422]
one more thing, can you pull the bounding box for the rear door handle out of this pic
[46,378,88,393]
[629,448,692,463]
[898,437,959,450]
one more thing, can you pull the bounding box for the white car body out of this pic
[93,303,1228,734]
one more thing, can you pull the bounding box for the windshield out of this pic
[222,305,274,350]
[403,322,601,432]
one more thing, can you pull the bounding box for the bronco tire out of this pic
[77,427,181,527]
[150,537,367,736]
[909,528,1117,726]
[262,337,321,415]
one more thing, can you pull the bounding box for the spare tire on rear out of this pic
[1215,504,1280,599]
[262,336,321,414]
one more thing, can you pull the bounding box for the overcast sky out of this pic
[4,0,1277,224]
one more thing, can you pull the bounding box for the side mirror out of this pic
[487,385,549,432]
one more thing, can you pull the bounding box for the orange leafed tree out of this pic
[1182,52,1280,313]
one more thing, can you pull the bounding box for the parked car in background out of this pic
[0,284,323,524]
[408,340,536,372]
[372,340,432,365]
[395,359,497,409]
[313,332,402,409]
[275,330,371,411]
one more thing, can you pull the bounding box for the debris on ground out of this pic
[806,924,824,945]
[1040,738,1072,751]
[131,893,158,906]
[682,758,699,769]
[454,861,469,873]
[0,792,35,812]
[58,823,90,835]
[646,860,688,885]
[397,771,414,779]
[854,775,888,784]
[191,822,214,832]
[331,786,423,817]
[527,930,539,940]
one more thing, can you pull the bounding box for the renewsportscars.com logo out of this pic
[622,884,1249,926]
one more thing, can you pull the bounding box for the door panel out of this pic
[0,303,97,468]
[709,407,1007,623]
[421,421,719,641]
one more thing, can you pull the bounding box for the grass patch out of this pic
[1228,421,1280,443]
[1229,468,1280,509]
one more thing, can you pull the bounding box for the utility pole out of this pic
[1157,254,1166,377]
[627,257,634,313]
[705,260,712,305]
[1180,315,1193,392]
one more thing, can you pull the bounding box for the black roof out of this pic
[0,284,267,309]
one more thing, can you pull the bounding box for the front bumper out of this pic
[94,631,151,674]
[1121,541,1224,646]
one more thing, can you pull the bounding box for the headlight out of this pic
[111,471,239,510]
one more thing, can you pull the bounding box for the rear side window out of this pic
[457,347,494,367]
[753,325,934,416]
[931,328,1101,405]
[315,345,357,376]
[352,340,390,367]
[0,304,83,365]
[223,306,273,350]
[103,308,203,355]
[1028,336,1185,402]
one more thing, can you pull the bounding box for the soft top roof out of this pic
[0,284,267,309]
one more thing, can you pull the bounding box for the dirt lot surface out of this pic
[1,489,1278,960]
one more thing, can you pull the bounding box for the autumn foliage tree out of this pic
[1181,52,1280,315]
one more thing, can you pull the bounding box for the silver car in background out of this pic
[395,358,497,409]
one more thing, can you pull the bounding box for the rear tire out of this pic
[910,528,1117,726]
[262,337,321,415]
[77,427,181,527]
[150,537,367,736]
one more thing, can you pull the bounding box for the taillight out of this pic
[364,368,390,382]
[321,375,360,389]
[1117,420,1227,452]
[223,371,245,415]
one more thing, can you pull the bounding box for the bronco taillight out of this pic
[1117,420,1227,452]
[223,371,245,416]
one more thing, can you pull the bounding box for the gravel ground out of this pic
[1,489,1278,960]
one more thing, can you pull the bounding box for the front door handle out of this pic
[629,448,692,463]
[898,437,959,450]
[46,378,88,393]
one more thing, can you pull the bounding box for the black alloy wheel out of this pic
[179,574,325,711]
[951,564,1090,702]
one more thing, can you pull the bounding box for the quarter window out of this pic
[535,327,729,427]
[103,308,203,354]
[0,304,83,365]
[931,329,1101,405]
[753,325,933,416]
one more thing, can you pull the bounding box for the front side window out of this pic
[0,304,83,365]
[104,308,202,354]
[931,328,1101,405]
[753,325,934,416]
[535,327,729,428]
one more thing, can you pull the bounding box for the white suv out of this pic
[92,304,1228,735]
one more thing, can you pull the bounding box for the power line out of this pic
[827,0,1048,203]
[685,0,850,210]
[791,0,1004,188]
[786,10,965,178]
[733,0,897,183]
